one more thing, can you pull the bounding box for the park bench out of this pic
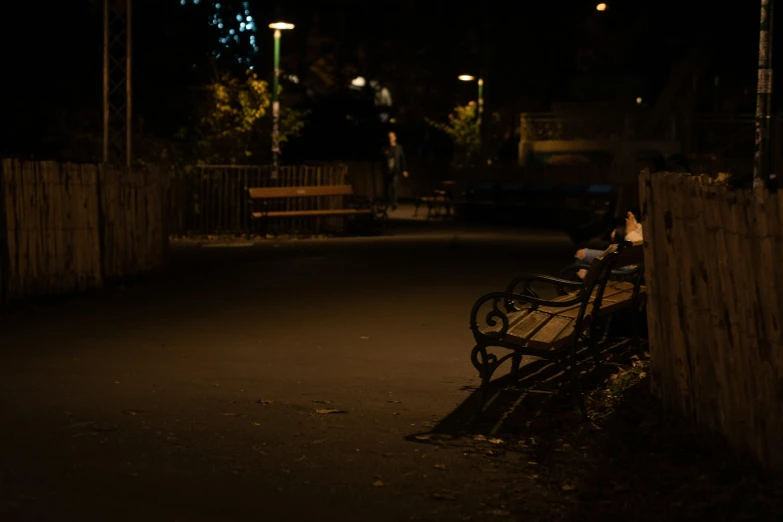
[414,181,456,219]
[248,184,381,235]
[414,189,452,219]
[468,240,645,419]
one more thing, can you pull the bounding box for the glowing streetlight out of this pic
[596,3,607,11]
[458,75,475,82]
[269,21,294,179]
[636,97,643,105]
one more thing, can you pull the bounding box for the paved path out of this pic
[0,225,575,522]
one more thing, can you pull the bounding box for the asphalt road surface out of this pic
[0,223,577,522]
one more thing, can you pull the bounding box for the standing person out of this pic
[382,131,409,210]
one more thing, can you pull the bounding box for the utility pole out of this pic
[103,0,132,167]
[754,0,774,189]
[480,4,489,167]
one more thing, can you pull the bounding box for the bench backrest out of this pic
[248,185,355,199]
[582,243,620,290]
[582,240,644,288]
[613,241,644,269]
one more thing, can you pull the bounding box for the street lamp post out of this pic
[458,75,484,124]
[477,78,484,125]
[754,0,774,189]
[269,22,294,180]
[459,74,485,165]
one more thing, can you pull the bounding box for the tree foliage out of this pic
[425,103,481,168]
[178,69,308,165]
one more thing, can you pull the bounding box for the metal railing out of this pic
[167,163,349,236]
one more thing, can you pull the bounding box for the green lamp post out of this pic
[269,21,294,180]
[458,74,484,124]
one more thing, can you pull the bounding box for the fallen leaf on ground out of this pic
[434,464,447,470]
[489,509,511,516]
[432,493,456,501]
[387,400,402,404]
[122,410,141,416]
[372,480,384,487]
[256,400,273,404]
[360,336,370,340]
[414,434,431,441]
[561,484,576,492]
[315,408,347,414]
[90,425,118,432]
[473,434,487,441]
[313,400,332,404]
[221,413,244,417]
[488,438,504,445]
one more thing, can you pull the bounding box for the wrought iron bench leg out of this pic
[588,325,603,369]
[509,353,522,382]
[470,344,496,419]
[570,341,588,422]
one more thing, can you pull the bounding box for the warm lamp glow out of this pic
[269,22,294,30]
[458,75,475,82]
[596,3,607,11]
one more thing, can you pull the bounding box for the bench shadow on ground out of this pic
[407,340,640,443]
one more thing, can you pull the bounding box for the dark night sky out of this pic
[0,0,769,162]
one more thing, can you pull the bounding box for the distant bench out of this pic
[414,190,452,219]
[248,184,380,235]
[414,181,456,219]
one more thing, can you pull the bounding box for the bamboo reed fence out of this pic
[0,159,168,303]
[640,171,783,475]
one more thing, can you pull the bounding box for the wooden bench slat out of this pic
[248,185,355,199]
[504,311,552,343]
[596,284,647,316]
[502,281,646,349]
[251,208,372,218]
[528,315,576,349]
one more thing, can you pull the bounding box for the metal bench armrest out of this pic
[506,274,584,295]
[470,291,582,342]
